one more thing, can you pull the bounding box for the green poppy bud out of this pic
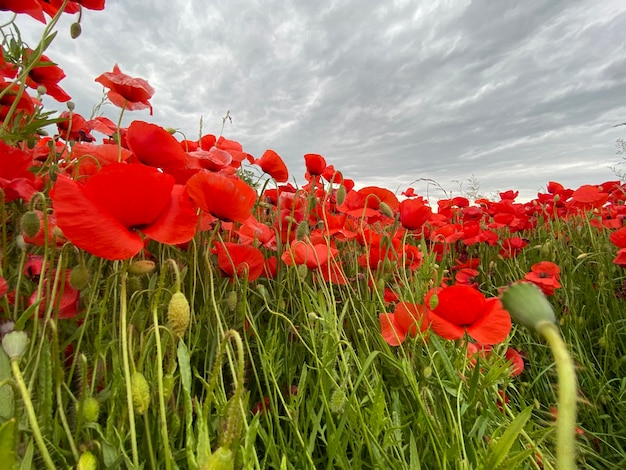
[20,211,41,238]
[69,264,91,290]
[77,450,98,470]
[70,23,82,39]
[295,221,309,241]
[131,372,151,415]
[379,201,395,218]
[128,260,156,275]
[500,282,556,331]
[226,291,238,312]
[2,331,28,360]
[335,184,346,206]
[80,397,100,423]
[167,292,190,338]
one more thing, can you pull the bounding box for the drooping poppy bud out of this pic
[80,397,100,423]
[21,211,41,238]
[500,282,556,330]
[69,264,91,290]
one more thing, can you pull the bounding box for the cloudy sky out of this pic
[13,0,626,201]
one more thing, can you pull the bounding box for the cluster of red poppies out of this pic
[1,1,626,367]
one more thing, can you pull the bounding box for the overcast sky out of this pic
[13,0,626,201]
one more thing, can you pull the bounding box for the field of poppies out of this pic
[1,3,626,469]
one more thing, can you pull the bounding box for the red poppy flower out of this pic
[380,302,429,346]
[281,239,338,269]
[610,226,626,249]
[399,197,432,231]
[0,276,7,298]
[524,261,561,296]
[24,50,71,102]
[126,121,187,170]
[5,0,105,22]
[304,153,327,176]
[95,65,154,114]
[57,111,94,142]
[186,171,257,223]
[0,79,36,122]
[0,140,38,202]
[50,163,198,260]
[251,149,289,183]
[28,269,80,319]
[428,285,511,344]
[214,242,265,282]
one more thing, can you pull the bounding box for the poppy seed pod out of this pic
[2,330,28,360]
[70,22,82,39]
[131,372,151,415]
[20,211,41,238]
[167,291,190,338]
[500,282,556,330]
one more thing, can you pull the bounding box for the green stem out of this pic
[120,270,140,468]
[536,321,577,470]
[152,306,173,470]
[11,359,56,470]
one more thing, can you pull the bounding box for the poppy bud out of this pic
[297,264,308,281]
[2,330,28,360]
[162,373,175,400]
[77,450,97,470]
[20,211,41,238]
[165,127,177,134]
[204,446,235,470]
[167,291,190,338]
[336,184,346,206]
[131,372,151,415]
[80,397,100,423]
[226,291,237,312]
[500,282,556,331]
[256,284,267,300]
[379,202,395,219]
[70,23,82,39]
[330,388,347,414]
[128,260,156,275]
[295,221,309,241]
[66,101,76,111]
[127,276,143,295]
[37,85,47,96]
[69,264,91,290]
[428,293,439,310]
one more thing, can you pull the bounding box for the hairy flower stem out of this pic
[120,270,139,468]
[536,321,577,470]
[10,358,55,469]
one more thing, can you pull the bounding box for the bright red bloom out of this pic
[126,121,187,171]
[1,0,105,23]
[0,79,36,122]
[0,276,7,298]
[399,197,432,231]
[380,302,429,346]
[28,269,80,319]
[524,261,561,296]
[24,50,71,102]
[304,153,327,176]
[251,149,289,182]
[187,171,257,223]
[95,65,154,114]
[57,111,94,142]
[214,242,265,282]
[428,285,511,344]
[0,140,38,202]
[281,239,338,269]
[51,163,198,260]
[610,226,626,249]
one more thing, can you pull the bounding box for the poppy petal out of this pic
[379,313,406,346]
[466,298,512,345]
[141,185,198,245]
[51,174,144,260]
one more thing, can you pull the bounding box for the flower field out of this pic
[1,3,625,469]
